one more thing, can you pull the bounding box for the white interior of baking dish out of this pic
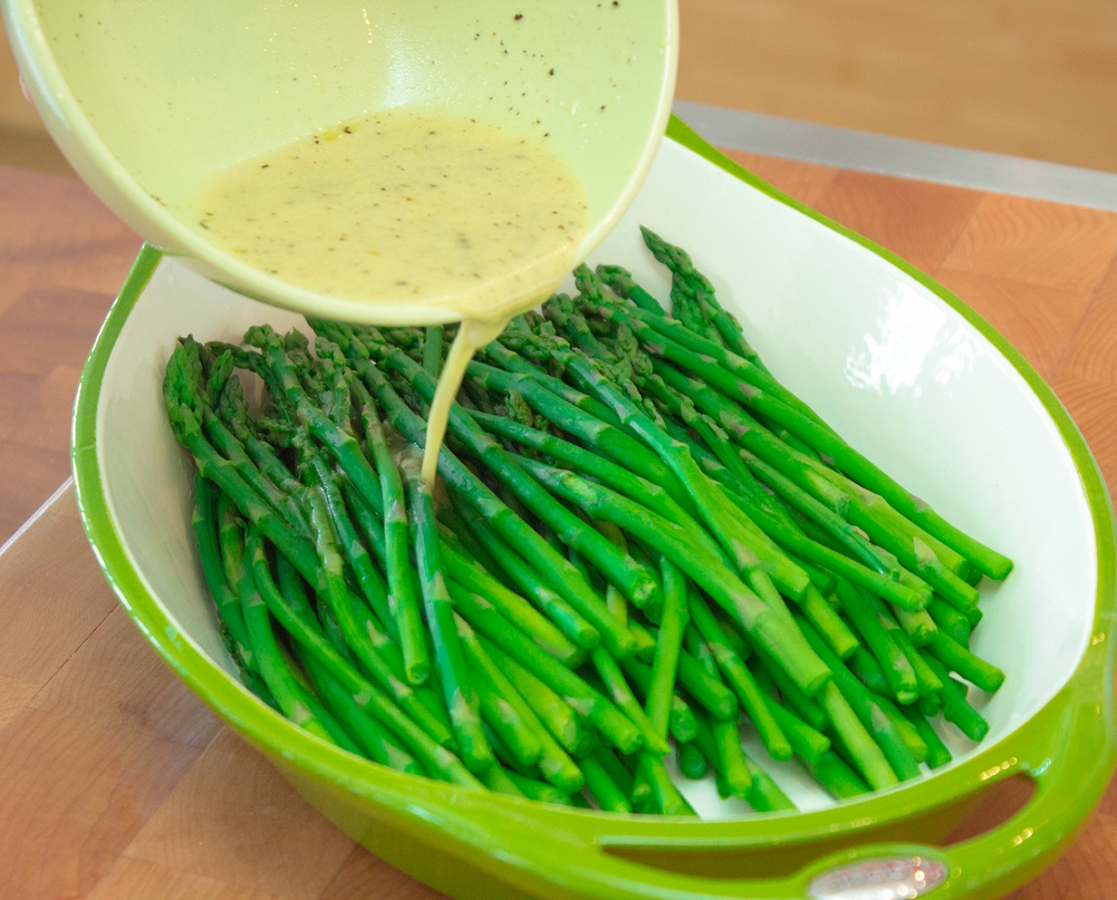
[93,137,1098,818]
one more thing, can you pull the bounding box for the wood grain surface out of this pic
[0,166,139,544]
[3,154,1117,899]
[674,0,1117,174]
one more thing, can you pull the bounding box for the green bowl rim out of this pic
[70,115,1117,887]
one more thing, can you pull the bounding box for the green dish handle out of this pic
[418,665,1114,900]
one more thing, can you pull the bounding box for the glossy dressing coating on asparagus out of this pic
[166,229,1011,814]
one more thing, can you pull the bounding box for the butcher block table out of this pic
[4,131,1117,899]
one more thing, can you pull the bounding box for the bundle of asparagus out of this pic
[163,227,1011,815]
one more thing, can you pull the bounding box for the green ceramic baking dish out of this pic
[71,118,1117,899]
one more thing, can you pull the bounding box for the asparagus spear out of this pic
[927,630,1005,694]
[452,615,542,769]
[182,339,311,537]
[436,504,507,585]
[501,770,576,806]
[302,452,395,636]
[245,326,385,517]
[193,475,255,675]
[626,619,738,721]
[379,345,663,613]
[677,740,709,780]
[515,457,830,699]
[212,368,310,515]
[688,588,793,761]
[681,617,755,799]
[927,598,972,646]
[456,618,584,793]
[638,227,763,365]
[303,484,454,746]
[469,409,701,534]
[740,755,796,812]
[423,325,443,377]
[229,523,336,745]
[921,652,991,741]
[448,585,643,755]
[728,377,1013,580]
[404,455,494,774]
[165,342,324,590]
[446,495,599,651]
[816,680,899,792]
[356,357,638,660]
[588,287,817,421]
[738,665,828,770]
[590,647,672,755]
[480,337,626,430]
[251,538,473,786]
[280,643,367,757]
[580,755,633,813]
[350,378,429,684]
[901,705,953,768]
[644,558,689,742]
[797,584,860,660]
[653,362,933,611]
[636,751,696,816]
[296,645,426,776]
[794,613,921,782]
[836,578,919,705]
[596,263,667,317]
[618,655,700,744]
[809,750,870,800]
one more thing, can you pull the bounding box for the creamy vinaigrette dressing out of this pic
[193,110,588,480]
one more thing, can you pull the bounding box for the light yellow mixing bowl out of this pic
[2,0,678,324]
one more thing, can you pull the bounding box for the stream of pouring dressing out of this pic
[193,109,589,482]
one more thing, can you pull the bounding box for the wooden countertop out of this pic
[2,151,1117,899]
